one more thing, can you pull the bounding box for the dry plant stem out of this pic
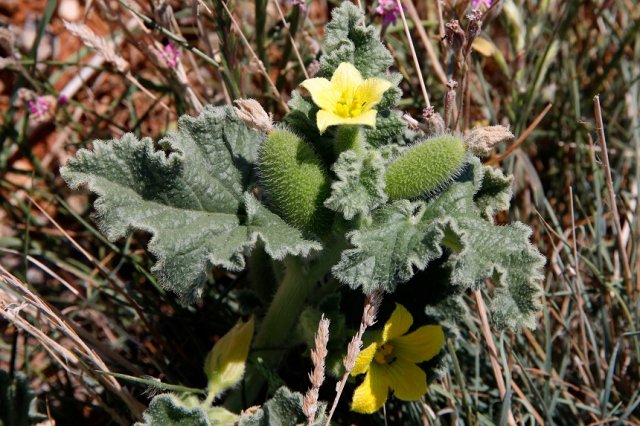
[435,0,446,52]
[272,0,309,80]
[464,74,471,130]
[0,266,144,420]
[25,195,161,345]
[124,73,172,113]
[474,290,516,426]
[325,291,382,426]
[401,0,447,85]
[220,0,290,113]
[63,20,172,114]
[594,95,634,296]
[487,102,553,165]
[0,248,83,298]
[510,380,544,425]
[569,186,591,371]
[396,0,431,109]
[117,0,221,69]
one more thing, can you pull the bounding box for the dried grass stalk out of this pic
[63,21,129,73]
[325,291,383,425]
[303,315,330,425]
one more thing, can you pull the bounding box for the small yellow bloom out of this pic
[350,304,445,414]
[204,317,255,399]
[300,62,392,134]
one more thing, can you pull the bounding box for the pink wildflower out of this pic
[27,97,50,119]
[162,43,180,69]
[471,0,492,9]
[376,0,403,26]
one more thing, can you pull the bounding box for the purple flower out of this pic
[162,43,181,69]
[376,0,403,26]
[27,97,49,118]
[471,0,492,9]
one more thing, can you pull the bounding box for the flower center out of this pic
[374,343,397,365]
[334,90,364,118]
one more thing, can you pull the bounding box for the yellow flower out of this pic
[300,62,392,134]
[203,316,255,399]
[350,304,445,414]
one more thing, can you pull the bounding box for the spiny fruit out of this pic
[258,127,332,234]
[384,135,466,200]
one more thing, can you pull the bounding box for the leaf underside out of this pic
[62,105,320,303]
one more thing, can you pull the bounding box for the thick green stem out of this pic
[253,256,309,361]
[225,256,310,409]
[335,126,365,156]
[225,236,347,410]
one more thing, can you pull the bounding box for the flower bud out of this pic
[233,99,272,133]
[464,125,514,157]
[203,317,255,399]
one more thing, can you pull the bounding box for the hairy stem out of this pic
[335,126,365,156]
[226,235,347,410]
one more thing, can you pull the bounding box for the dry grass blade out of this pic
[487,103,553,165]
[63,20,172,114]
[271,0,309,80]
[569,187,591,371]
[474,290,516,426]
[401,0,447,85]
[0,265,145,421]
[593,95,633,296]
[219,0,290,113]
[395,0,431,109]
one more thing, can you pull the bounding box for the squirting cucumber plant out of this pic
[61,3,544,424]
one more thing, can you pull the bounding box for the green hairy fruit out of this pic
[259,127,332,234]
[384,135,466,200]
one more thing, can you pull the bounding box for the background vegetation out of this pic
[0,0,639,424]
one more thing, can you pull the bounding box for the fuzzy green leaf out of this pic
[474,164,514,218]
[238,386,325,426]
[319,2,393,79]
[324,150,387,219]
[135,394,210,426]
[364,110,409,148]
[334,160,544,329]
[62,106,320,303]
[444,218,545,330]
[332,199,446,294]
[284,92,334,156]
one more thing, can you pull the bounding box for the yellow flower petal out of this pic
[299,77,337,111]
[346,109,378,128]
[204,317,255,398]
[351,342,378,376]
[382,304,413,343]
[316,110,347,134]
[353,78,392,111]
[385,359,427,401]
[350,364,389,414]
[330,62,363,95]
[316,110,378,132]
[392,325,445,363]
